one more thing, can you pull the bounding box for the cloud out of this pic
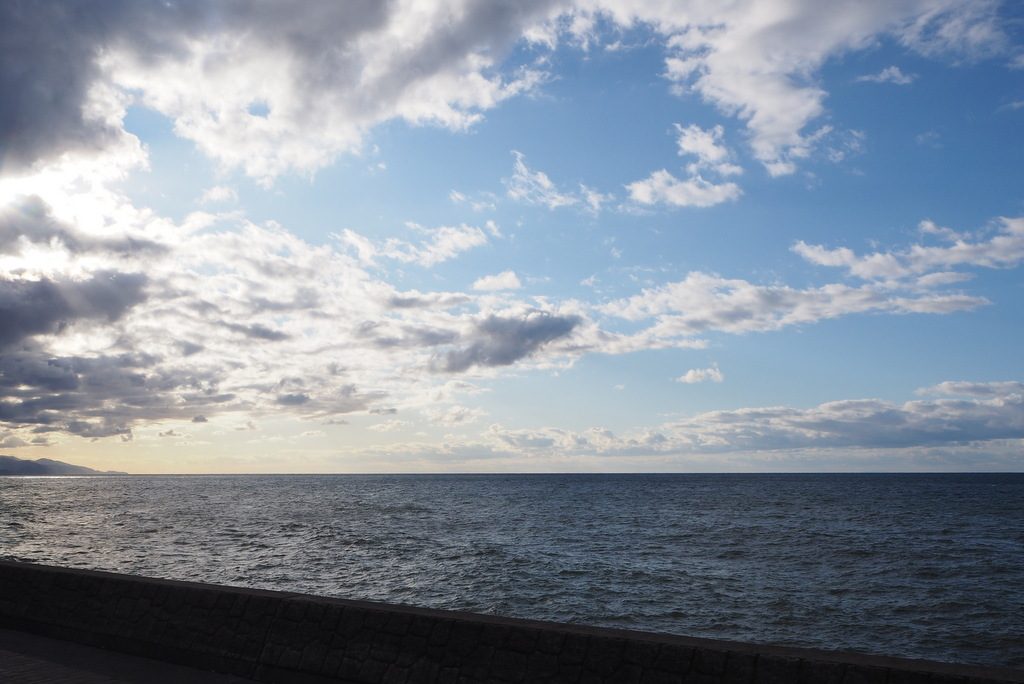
[367,419,412,433]
[856,65,917,84]
[918,381,1024,397]
[626,169,741,208]
[449,189,498,212]
[0,1,1018,454]
[341,222,494,267]
[0,167,1011,449]
[3,1,551,183]
[665,390,1024,452]
[627,123,742,208]
[0,2,140,173]
[642,0,1001,174]
[0,272,147,348]
[579,186,611,215]
[506,151,582,210]
[1,1,1002,183]
[424,404,487,425]
[793,217,1024,282]
[472,270,522,291]
[0,195,165,258]
[436,311,583,372]
[472,380,1024,467]
[677,365,724,384]
[0,184,589,444]
[199,186,238,204]
[674,124,742,176]
[601,271,986,341]
[504,151,615,214]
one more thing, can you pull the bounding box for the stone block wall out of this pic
[0,561,1020,684]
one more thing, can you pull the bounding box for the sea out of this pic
[1,473,1022,668]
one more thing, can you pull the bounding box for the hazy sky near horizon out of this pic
[1,0,1023,473]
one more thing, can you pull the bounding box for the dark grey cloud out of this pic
[438,312,581,372]
[0,0,556,176]
[224,322,289,341]
[276,393,310,406]
[0,347,236,439]
[249,287,321,313]
[0,272,147,348]
[178,341,204,356]
[356,321,459,349]
[0,0,207,171]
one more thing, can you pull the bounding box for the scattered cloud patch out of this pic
[449,189,498,212]
[916,130,942,147]
[601,270,985,344]
[649,1,1001,175]
[505,151,613,214]
[793,217,1024,283]
[506,151,581,210]
[677,365,724,384]
[341,222,493,268]
[627,124,742,208]
[674,124,742,176]
[472,270,522,291]
[918,380,1024,397]
[856,66,917,85]
[627,169,741,208]
[199,185,238,205]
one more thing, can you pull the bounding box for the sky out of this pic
[1,0,1023,474]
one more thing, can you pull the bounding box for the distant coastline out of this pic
[0,455,125,476]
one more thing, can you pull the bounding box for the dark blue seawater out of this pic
[1,473,1022,668]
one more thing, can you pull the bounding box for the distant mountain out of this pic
[0,455,126,476]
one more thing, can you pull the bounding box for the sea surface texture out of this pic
[1,473,1021,668]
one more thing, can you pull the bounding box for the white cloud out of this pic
[2,1,1003,184]
[601,270,986,342]
[449,189,498,212]
[793,217,1024,282]
[504,151,615,214]
[2,1,1020,464]
[856,66,917,85]
[675,124,742,176]
[677,365,724,384]
[918,381,1024,397]
[506,151,581,210]
[472,270,522,291]
[424,405,487,425]
[627,123,742,208]
[580,184,614,214]
[585,0,1004,175]
[95,4,551,185]
[340,222,492,268]
[198,185,238,205]
[471,380,1024,468]
[367,420,413,433]
[626,169,741,208]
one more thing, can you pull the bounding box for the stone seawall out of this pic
[0,561,1020,684]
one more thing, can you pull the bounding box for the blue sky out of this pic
[1,1,1023,472]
